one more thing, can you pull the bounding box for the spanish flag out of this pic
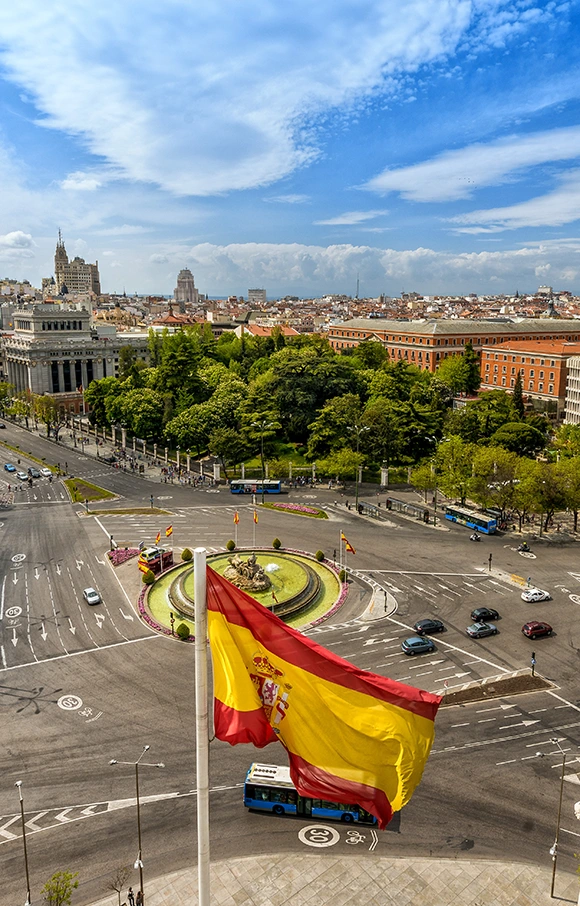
[341,531,356,554]
[138,560,149,573]
[233,511,239,525]
[165,525,173,537]
[155,531,161,544]
[206,568,440,829]
[253,510,258,524]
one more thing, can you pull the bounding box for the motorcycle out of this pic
[517,542,530,553]
[469,532,481,542]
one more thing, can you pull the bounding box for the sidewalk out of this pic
[91,853,580,906]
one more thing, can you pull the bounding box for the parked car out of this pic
[413,618,445,635]
[0,422,6,428]
[16,471,27,482]
[471,607,500,622]
[28,467,41,479]
[521,588,551,603]
[4,463,16,472]
[466,621,497,639]
[401,636,436,656]
[40,468,52,478]
[522,621,552,639]
[82,587,101,605]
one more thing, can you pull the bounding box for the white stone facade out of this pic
[564,356,580,424]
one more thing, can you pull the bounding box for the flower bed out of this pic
[107,548,140,567]
[265,501,327,519]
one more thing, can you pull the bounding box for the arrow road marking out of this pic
[0,816,19,840]
[67,618,76,635]
[25,811,48,832]
[369,829,378,852]
[499,719,540,730]
[11,574,17,586]
[94,613,105,629]
[119,609,134,621]
[56,564,61,576]
[40,622,47,641]
[54,808,74,823]
[34,569,40,580]
[76,560,84,571]
[11,628,17,647]
[95,557,105,565]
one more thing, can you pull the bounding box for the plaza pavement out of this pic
[91,853,580,906]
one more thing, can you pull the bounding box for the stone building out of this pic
[54,232,101,296]
[173,268,198,312]
[565,356,580,424]
[248,288,267,306]
[2,304,148,411]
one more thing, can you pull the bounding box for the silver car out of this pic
[83,587,101,605]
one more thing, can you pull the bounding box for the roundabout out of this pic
[145,548,345,635]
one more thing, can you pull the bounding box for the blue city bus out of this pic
[230,479,283,494]
[244,763,377,824]
[444,505,497,534]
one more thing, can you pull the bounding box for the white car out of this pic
[40,467,52,478]
[83,587,101,605]
[521,588,552,603]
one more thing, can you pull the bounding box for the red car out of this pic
[522,621,552,640]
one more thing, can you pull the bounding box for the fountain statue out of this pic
[224,552,271,592]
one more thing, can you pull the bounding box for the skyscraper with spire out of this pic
[54,231,101,296]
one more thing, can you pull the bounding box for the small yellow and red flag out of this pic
[233,511,240,525]
[138,560,149,573]
[253,510,258,524]
[340,531,356,554]
[206,568,440,829]
[165,525,173,537]
[155,531,161,544]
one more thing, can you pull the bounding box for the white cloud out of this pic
[144,239,580,296]
[450,169,580,230]
[265,194,310,204]
[315,210,389,225]
[0,230,33,248]
[0,1,546,196]
[365,125,580,202]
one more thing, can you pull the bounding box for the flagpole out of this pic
[194,547,210,906]
[253,513,256,549]
[339,528,343,571]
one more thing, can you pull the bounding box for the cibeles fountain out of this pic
[163,548,341,627]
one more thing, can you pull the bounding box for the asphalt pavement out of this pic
[2,421,580,906]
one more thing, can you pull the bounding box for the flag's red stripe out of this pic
[288,752,393,829]
[207,568,440,721]
[214,699,277,748]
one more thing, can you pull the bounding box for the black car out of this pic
[471,607,500,622]
[413,618,445,635]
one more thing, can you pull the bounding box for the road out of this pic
[1,422,580,906]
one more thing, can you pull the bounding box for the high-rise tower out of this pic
[54,232,101,296]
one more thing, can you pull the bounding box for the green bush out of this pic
[315,549,325,561]
[176,622,191,640]
[272,537,281,549]
[181,547,193,561]
[338,569,347,583]
[226,539,236,551]
[142,569,155,585]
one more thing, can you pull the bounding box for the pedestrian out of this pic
[136,891,143,906]
[127,888,135,906]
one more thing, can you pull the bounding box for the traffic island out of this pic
[438,668,554,706]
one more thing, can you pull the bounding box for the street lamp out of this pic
[252,420,273,505]
[536,738,570,898]
[15,781,31,906]
[109,745,165,900]
[347,423,370,511]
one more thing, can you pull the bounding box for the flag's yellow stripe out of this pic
[208,611,435,811]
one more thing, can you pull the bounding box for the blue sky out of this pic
[1,0,580,298]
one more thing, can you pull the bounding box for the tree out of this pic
[410,463,437,501]
[84,376,119,428]
[349,340,388,369]
[118,345,138,379]
[120,388,165,439]
[553,423,580,459]
[468,446,519,515]
[512,370,524,418]
[306,394,363,459]
[9,390,34,428]
[41,870,79,906]
[490,422,545,457]
[318,448,364,481]
[435,435,474,503]
[0,380,13,414]
[106,866,130,906]
[557,457,580,532]
[34,396,67,440]
[463,341,481,393]
[436,354,468,395]
[208,428,248,479]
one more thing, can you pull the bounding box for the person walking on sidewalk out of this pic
[136,890,143,906]
[127,887,135,906]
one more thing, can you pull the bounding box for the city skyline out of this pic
[1,1,580,297]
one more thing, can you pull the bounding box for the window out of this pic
[510,378,515,387]
[511,367,515,374]
[485,362,490,370]
[549,384,554,393]
[501,377,506,386]
[528,381,534,390]
[550,372,554,380]
[541,359,545,365]
[494,364,498,372]
[502,365,507,373]
[539,383,544,391]
[530,369,535,377]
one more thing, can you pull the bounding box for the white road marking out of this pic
[0,574,5,620]
[451,723,470,728]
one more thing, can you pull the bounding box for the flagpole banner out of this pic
[206,568,441,829]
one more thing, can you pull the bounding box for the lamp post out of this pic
[109,745,165,900]
[252,420,273,505]
[15,781,31,906]
[347,423,369,511]
[550,738,567,898]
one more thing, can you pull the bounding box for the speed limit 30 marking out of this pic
[298,824,340,847]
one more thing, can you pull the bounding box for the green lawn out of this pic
[64,478,116,503]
